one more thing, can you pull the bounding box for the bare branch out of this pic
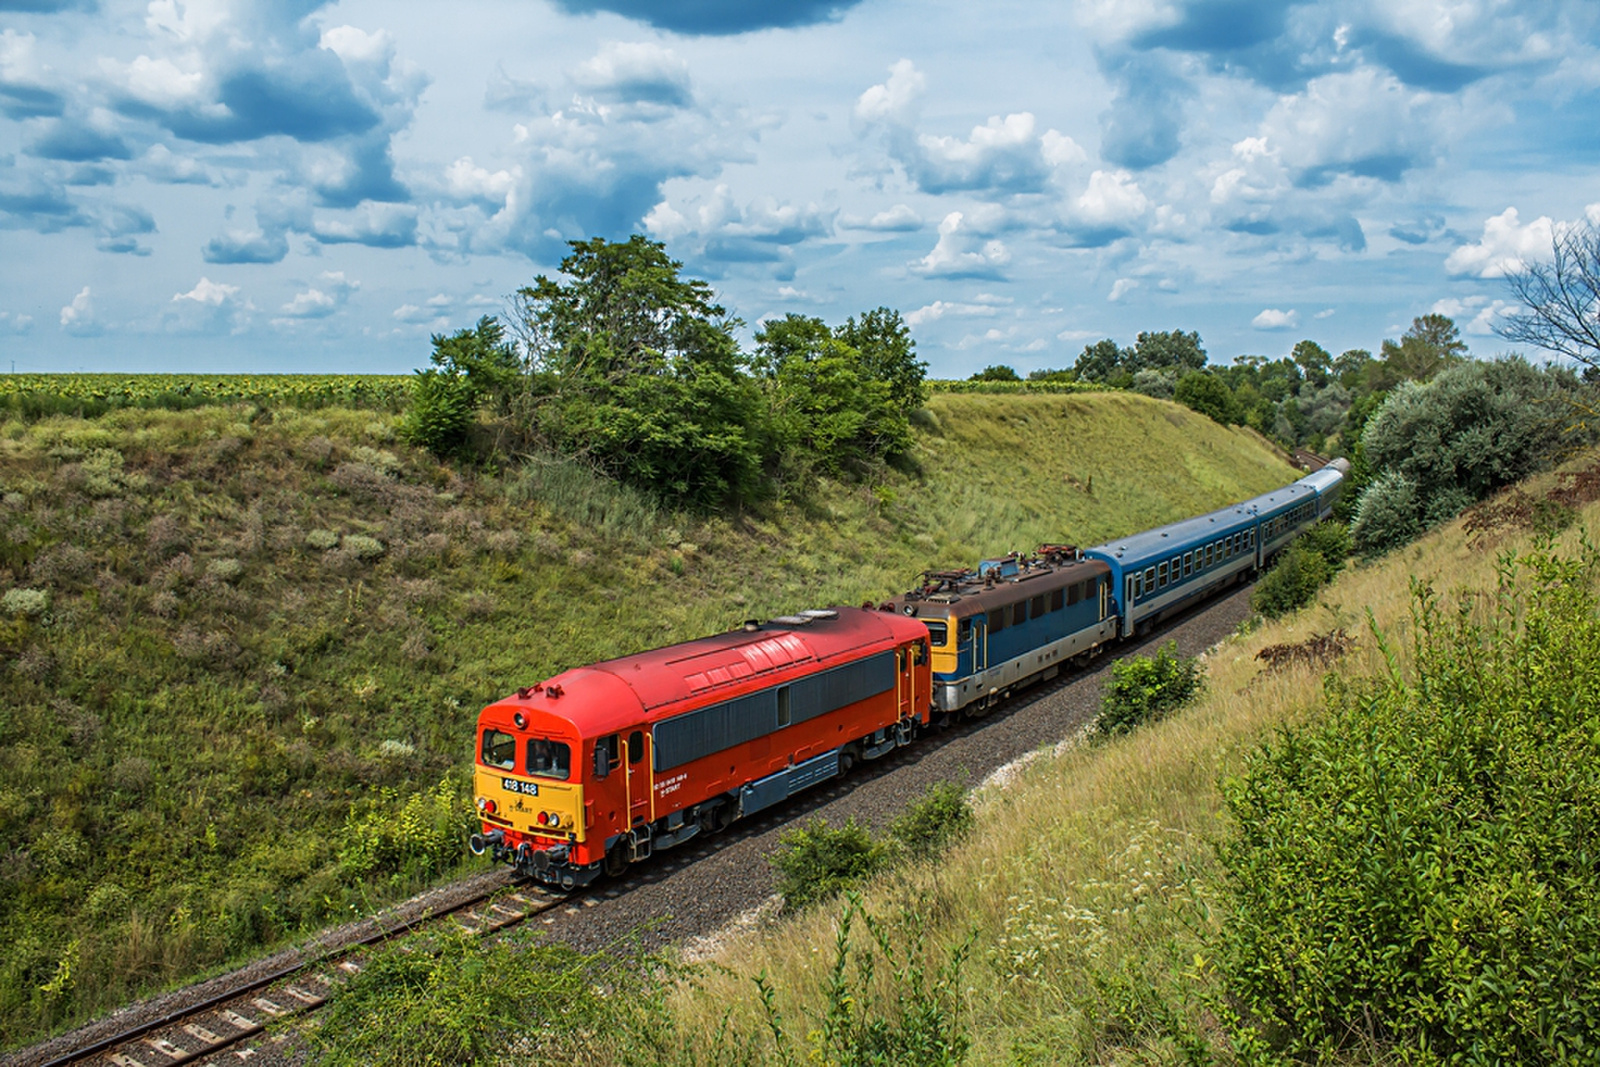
[1496,223,1600,368]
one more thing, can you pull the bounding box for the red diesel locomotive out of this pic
[470,606,931,888]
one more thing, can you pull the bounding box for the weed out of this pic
[1094,641,1202,738]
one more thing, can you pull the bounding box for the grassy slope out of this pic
[0,391,1293,1046]
[648,455,1600,1066]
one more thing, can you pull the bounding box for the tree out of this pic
[1291,340,1332,388]
[1376,314,1467,386]
[1174,370,1238,424]
[833,307,927,417]
[970,364,1021,381]
[1496,221,1600,368]
[1129,330,1206,374]
[509,236,762,508]
[1074,339,1126,382]
[1332,348,1371,390]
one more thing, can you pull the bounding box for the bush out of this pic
[1249,543,1332,619]
[1095,641,1201,738]
[887,781,974,858]
[771,817,888,912]
[1351,468,1423,555]
[338,778,469,882]
[2,587,49,618]
[1296,519,1351,573]
[1218,546,1600,1061]
[398,368,474,457]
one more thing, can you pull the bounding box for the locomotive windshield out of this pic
[924,620,948,647]
[526,738,571,780]
[482,729,515,770]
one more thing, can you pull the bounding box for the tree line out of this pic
[400,236,927,510]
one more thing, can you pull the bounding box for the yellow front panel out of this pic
[930,649,960,675]
[475,766,586,842]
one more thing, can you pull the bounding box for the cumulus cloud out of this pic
[1258,68,1443,185]
[839,204,921,232]
[1108,278,1139,302]
[167,276,253,333]
[1431,294,1516,336]
[311,201,418,248]
[904,296,1007,327]
[1,29,65,119]
[1097,49,1191,169]
[0,310,36,334]
[855,61,1079,198]
[59,285,100,335]
[392,294,453,326]
[277,271,359,320]
[911,211,1011,279]
[571,42,693,111]
[204,227,290,265]
[1444,206,1560,279]
[1252,307,1299,330]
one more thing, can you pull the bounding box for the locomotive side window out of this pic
[594,734,619,778]
[1031,594,1046,618]
[628,730,645,764]
[526,739,571,780]
[988,607,1007,634]
[924,620,949,646]
[958,618,973,642]
[1012,602,1027,627]
[1067,581,1080,606]
[482,729,516,771]
[1051,588,1065,611]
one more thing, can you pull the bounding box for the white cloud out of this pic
[1108,278,1139,302]
[173,277,240,306]
[0,310,35,334]
[1252,308,1299,330]
[1314,308,1337,319]
[110,53,205,108]
[59,286,98,335]
[904,299,1005,327]
[445,157,520,207]
[855,58,925,124]
[911,211,1011,278]
[1431,295,1516,336]
[1256,68,1442,182]
[278,272,358,320]
[570,41,692,110]
[1445,206,1558,278]
[841,204,922,232]
[320,25,393,67]
[1076,170,1148,226]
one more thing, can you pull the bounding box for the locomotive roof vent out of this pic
[799,609,838,620]
[771,614,812,626]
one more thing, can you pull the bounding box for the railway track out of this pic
[19,883,569,1067]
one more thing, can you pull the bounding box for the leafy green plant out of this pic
[398,367,474,457]
[887,780,974,858]
[1249,543,1332,619]
[770,817,888,912]
[1095,641,1201,738]
[1218,545,1600,1062]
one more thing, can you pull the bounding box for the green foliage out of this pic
[1173,370,1237,425]
[887,780,974,857]
[1249,543,1332,619]
[2,587,49,617]
[770,896,971,1067]
[1218,545,1600,1062]
[969,364,1021,381]
[1351,357,1585,554]
[427,316,523,414]
[338,777,470,882]
[1095,642,1202,738]
[771,817,889,912]
[312,925,663,1066]
[0,374,410,418]
[398,368,474,456]
[1295,518,1351,573]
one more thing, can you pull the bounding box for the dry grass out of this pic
[635,450,1600,1066]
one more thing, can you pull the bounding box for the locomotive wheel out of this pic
[604,841,628,877]
[839,747,856,775]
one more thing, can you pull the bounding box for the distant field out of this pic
[0,373,413,415]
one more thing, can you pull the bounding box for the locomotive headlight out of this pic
[477,797,496,815]
[536,811,550,826]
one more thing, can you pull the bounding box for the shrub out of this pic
[1250,543,1332,619]
[204,558,243,583]
[398,368,474,457]
[1296,518,1351,573]
[771,817,888,912]
[1351,468,1423,555]
[340,534,385,561]
[2,587,49,618]
[1094,641,1201,738]
[1218,546,1600,1062]
[338,778,469,881]
[887,780,974,858]
[306,528,339,550]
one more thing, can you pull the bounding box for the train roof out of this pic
[884,548,1109,619]
[480,606,925,737]
[1086,466,1341,568]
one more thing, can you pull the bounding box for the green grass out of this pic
[0,389,1295,1048]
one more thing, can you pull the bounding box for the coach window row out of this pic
[1129,528,1260,601]
[984,579,1092,634]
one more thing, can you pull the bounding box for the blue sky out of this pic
[1,0,1597,377]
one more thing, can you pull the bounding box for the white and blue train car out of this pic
[1085,459,1349,638]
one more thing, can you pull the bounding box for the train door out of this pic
[1099,577,1109,622]
[623,729,653,827]
[897,644,916,720]
[970,615,987,672]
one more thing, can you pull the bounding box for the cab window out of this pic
[482,729,515,771]
[925,620,949,646]
[526,738,571,780]
[958,618,973,643]
[628,730,645,764]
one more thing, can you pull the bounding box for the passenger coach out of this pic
[471,607,931,888]
[1085,458,1349,637]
